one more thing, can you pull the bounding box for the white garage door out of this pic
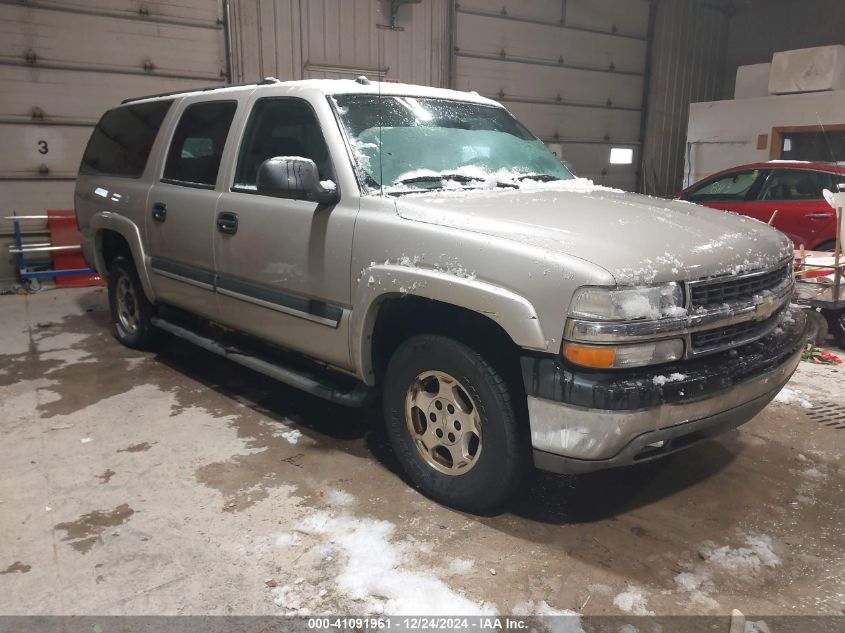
[454,0,649,191]
[0,0,226,228]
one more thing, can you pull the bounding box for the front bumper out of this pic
[522,307,808,474]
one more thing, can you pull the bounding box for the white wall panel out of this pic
[566,0,649,37]
[0,182,75,216]
[457,0,565,23]
[0,66,211,123]
[24,0,222,24]
[455,56,643,110]
[0,4,225,79]
[503,101,642,144]
[456,12,646,73]
[0,124,92,178]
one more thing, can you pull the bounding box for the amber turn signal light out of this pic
[563,343,617,369]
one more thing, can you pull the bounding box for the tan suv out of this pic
[75,78,807,513]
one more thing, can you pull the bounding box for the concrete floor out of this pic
[1,288,844,618]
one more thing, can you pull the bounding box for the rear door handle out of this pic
[807,212,834,220]
[217,211,238,235]
[151,202,167,222]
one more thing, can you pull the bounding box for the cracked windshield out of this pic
[332,94,574,193]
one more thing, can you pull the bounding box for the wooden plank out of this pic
[0,4,225,78]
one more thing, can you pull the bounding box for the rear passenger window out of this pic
[80,100,172,178]
[163,101,237,188]
[760,170,830,201]
[233,98,333,193]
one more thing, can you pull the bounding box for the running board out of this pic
[151,317,374,407]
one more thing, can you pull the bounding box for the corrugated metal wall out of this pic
[453,0,651,191]
[228,0,448,86]
[640,0,730,197]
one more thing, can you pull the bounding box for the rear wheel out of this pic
[107,256,159,350]
[382,334,530,513]
[815,240,837,253]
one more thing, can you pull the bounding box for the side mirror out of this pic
[256,156,339,205]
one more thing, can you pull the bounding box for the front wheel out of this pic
[107,256,159,350]
[382,334,531,514]
[824,309,845,349]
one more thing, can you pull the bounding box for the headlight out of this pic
[563,339,685,369]
[569,283,685,321]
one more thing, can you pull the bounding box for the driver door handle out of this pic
[807,212,834,220]
[217,211,238,235]
[151,202,167,222]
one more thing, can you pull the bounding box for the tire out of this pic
[107,256,159,350]
[804,309,829,346]
[814,240,837,253]
[382,334,531,514]
[825,309,845,349]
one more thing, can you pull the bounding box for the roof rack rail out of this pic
[121,77,280,104]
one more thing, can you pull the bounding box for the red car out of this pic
[679,162,845,251]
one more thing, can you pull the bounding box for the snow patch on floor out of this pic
[612,586,654,616]
[280,429,302,444]
[448,558,474,574]
[274,532,300,548]
[773,387,813,409]
[290,510,496,615]
[700,534,781,572]
[511,600,585,632]
[326,489,354,506]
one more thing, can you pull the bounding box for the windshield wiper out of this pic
[392,173,519,190]
[514,174,563,182]
[393,174,481,186]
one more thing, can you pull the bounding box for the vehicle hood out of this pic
[394,183,793,284]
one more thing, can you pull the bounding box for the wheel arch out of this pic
[352,265,547,392]
[91,213,156,302]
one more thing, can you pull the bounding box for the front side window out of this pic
[760,169,832,201]
[80,100,172,178]
[163,101,237,187]
[331,94,573,193]
[686,170,763,202]
[233,98,333,192]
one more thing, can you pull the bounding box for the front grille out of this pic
[691,317,776,352]
[690,264,790,309]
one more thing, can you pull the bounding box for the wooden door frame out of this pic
[770,124,845,160]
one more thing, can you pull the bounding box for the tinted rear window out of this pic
[162,101,237,188]
[80,101,172,178]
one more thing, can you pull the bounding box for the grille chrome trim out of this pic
[688,262,792,309]
[564,260,795,359]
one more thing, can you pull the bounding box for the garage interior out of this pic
[2,0,845,626]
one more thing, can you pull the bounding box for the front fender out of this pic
[351,264,547,384]
[90,212,156,302]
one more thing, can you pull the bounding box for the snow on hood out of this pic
[394,182,793,285]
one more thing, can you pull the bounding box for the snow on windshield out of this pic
[332,94,574,192]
